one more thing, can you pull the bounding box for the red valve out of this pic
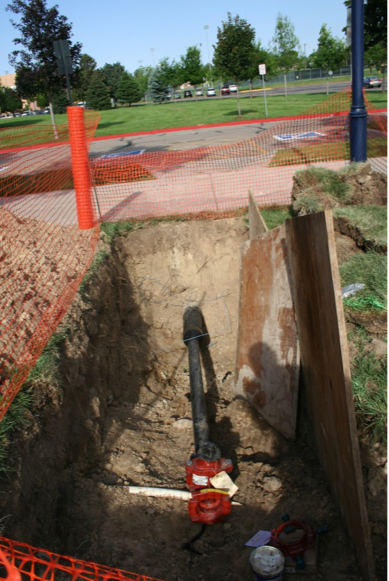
[185,456,233,525]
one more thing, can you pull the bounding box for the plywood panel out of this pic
[235,224,299,440]
[285,210,375,581]
[249,190,268,240]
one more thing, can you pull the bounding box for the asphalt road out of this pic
[89,81,385,158]
[89,121,281,157]
[170,81,352,102]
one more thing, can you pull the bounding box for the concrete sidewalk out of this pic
[1,159,361,226]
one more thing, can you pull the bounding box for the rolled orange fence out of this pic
[68,106,96,229]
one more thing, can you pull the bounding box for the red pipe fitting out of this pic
[185,456,233,525]
[270,519,316,559]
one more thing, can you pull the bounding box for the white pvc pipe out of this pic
[125,486,242,505]
[126,486,191,500]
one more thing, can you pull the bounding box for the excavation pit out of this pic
[2,217,386,581]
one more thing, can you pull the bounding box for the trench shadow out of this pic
[199,314,241,472]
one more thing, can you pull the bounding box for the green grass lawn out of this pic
[0,91,386,140]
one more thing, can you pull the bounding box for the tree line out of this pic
[2,0,387,114]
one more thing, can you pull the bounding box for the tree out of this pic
[36,93,49,107]
[6,0,81,106]
[0,86,22,113]
[343,0,387,52]
[213,13,256,116]
[344,0,387,90]
[51,89,69,113]
[73,53,97,102]
[85,74,111,110]
[99,62,126,103]
[116,72,142,106]
[365,44,387,73]
[157,58,182,92]
[272,13,300,97]
[246,42,278,93]
[134,65,153,96]
[148,69,170,103]
[180,46,203,87]
[312,24,346,94]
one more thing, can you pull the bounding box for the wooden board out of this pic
[249,190,268,240]
[285,210,376,581]
[235,224,299,440]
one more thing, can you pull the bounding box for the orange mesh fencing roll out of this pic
[0,538,167,581]
[68,106,97,230]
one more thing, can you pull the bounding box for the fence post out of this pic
[67,106,95,229]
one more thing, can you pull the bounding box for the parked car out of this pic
[174,92,181,99]
[183,90,193,98]
[229,84,237,92]
[195,89,203,96]
[206,88,216,97]
[22,111,32,116]
[221,85,230,95]
[364,76,382,88]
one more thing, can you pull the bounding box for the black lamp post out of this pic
[349,0,367,162]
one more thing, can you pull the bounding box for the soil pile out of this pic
[0,207,93,384]
[291,163,387,215]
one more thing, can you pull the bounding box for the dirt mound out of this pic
[292,163,387,215]
[0,207,93,386]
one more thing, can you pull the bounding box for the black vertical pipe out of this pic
[187,338,210,452]
[183,307,220,461]
[349,0,367,162]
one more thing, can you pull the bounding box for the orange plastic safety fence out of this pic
[0,538,166,581]
[88,88,387,222]
[0,111,101,422]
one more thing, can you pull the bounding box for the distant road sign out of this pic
[259,64,266,76]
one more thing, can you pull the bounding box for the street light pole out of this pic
[150,48,155,67]
[204,25,212,86]
[304,44,308,69]
[349,0,367,162]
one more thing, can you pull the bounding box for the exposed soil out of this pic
[0,208,93,383]
[291,163,387,214]
[1,214,386,581]
[334,215,387,254]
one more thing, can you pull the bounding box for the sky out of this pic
[0,0,349,76]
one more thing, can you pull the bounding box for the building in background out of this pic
[0,73,16,90]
